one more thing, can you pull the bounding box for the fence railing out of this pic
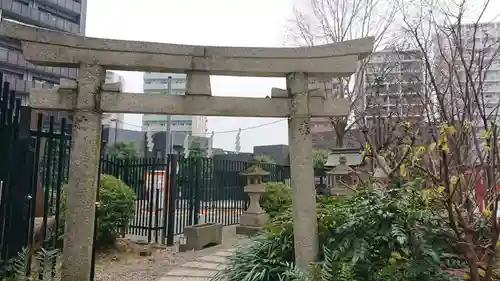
[0,80,70,280]
[0,74,291,279]
[99,155,290,245]
[0,78,34,268]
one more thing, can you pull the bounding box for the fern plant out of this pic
[1,247,62,281]
[212,234,308,281]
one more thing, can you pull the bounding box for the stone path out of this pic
[158,248,235,281]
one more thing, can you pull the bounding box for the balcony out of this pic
[2,78,56,106]
[143,82,186,92]
[0,48,76,79]
[144,72,186,80]
[1,0,80,33]
[142,114,193,123]
[36,0,82,18]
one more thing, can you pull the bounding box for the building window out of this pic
[2,69,23,81]
[33,76,57,87]
[0,47,8,61]
[38,5,79,25]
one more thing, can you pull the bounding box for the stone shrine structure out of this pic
[237,164,270,235]
[0,15,374,280]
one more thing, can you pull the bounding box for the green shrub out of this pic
[260,182,292,218]
[54,174,136,247]
[219,178,462,281]
[96,174,136,246]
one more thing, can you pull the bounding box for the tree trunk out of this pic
[335,135,344,148]
[334,123,346,148]
[468,259,481,281]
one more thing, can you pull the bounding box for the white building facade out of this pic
[363,49,425,124]
[142,72,207,136]
[435,22,500,124]
[101,71,125,129]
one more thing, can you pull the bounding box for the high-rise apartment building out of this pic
[0,0,87,130]
[435,22,500,125]
[142,72,207,137]
[309,49,425,148]
[102,71,125,129]
[363,49,425,124]
[0,0,86,97]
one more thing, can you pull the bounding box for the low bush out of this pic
[55,174,136,248]
[96,174,136,246]
[218,178,463,281]
[260,182,292,218]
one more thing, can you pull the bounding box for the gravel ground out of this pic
[94,226,244,281]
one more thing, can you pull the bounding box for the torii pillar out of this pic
[64,64,105,280]
[286,72,318,267]
[0,16,374,279]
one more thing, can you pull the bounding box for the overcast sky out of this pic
[84,0,500,153]
[85,0,296,152]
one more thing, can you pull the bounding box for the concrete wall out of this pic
[145,131,209,158]
[213,153,253,162]
[253,144,290,165]
[103,127,146,157]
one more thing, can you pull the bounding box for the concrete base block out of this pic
[236,225,264,236]
[237,212,269,236]
[178,243,189,253]
[239,212,269,226]
[183,223,223,251]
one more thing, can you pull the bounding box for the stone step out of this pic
[159,277,212,281]
[182,261,226,271]
[213,251,232,257]
[197,255,228,264]
[166,268,217,278]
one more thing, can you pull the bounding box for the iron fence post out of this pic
[147,157,154,243]
[187,158,194,226]
[193,158,201,225]
[90,130,106,281]
[165,154,177,246]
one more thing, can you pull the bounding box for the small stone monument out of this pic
[327,155,358,196]
[236,164,270,235]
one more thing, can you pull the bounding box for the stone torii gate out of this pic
[0,17,373,280]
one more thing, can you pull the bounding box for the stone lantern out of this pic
[236,164,270,235]
[326,155,357,196]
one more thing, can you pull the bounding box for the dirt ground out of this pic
[94,226,244,281]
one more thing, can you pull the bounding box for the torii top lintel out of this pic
[0,16,374,77]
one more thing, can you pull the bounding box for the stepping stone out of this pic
[182,261,226,270]
[166,268,217,278]
[159,277,211,281]
[198,255,228,264]
[214,251,232,257]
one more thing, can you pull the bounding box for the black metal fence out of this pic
[0,74,291,279]
[0,78,70,278]
[0,78,34,267]
[99,155,290,245]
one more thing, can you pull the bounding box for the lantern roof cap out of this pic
[240,164,270,176]
[327,155,356,175]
